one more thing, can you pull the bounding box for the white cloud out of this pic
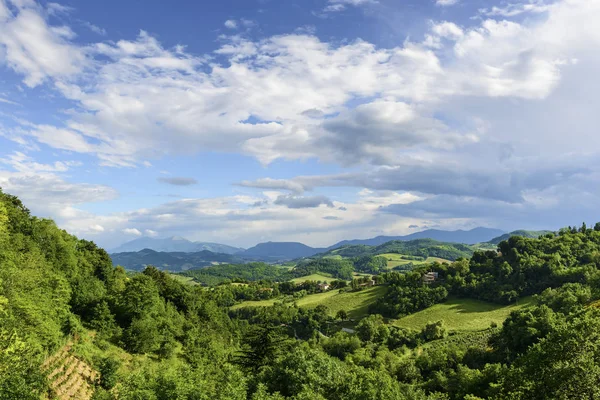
[122,228,142,236]
[2,1,589,168]
[323,0,377,12]
[436,0,458,6]
[89,224,105,232]
[1,0,600,243]
[0,151,81,173]
[0,0,85,87]
[480,0,552,17]
[224,19,237,29]
[81,21,106,36]
[145,229,158,237]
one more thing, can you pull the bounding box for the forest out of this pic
[3,187,600,399]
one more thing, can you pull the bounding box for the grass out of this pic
[380,253,452,270]
[231,285,387,319]
[393,296,534,332]
[290,273,335,284]
[169,274,199,285]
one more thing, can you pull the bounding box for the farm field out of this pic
[380,253,451,269]
[231,285,387,319]
[290,273,335,283]
[393,296,534,332]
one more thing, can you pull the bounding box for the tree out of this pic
[98,356,121,390]
[235,325,292,373]
[500,309,600,399]
[336,310,348,321]
[421,320,447,342]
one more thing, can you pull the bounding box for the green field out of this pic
[231,285,386,319]
[380,253,451,269]
[290,273,335,283]
[393,297,534,332]
[169,274,199,285]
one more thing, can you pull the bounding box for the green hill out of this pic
[317,238,473,261]
[486,230,553,245]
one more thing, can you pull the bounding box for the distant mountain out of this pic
[238,242,326,261]
[328,227,505,249]
[110,248,243,271]
[486,230,553,245]
[111,236,244,254]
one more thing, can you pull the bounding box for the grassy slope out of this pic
[393,296,534,332]
[231,286,386,319]
[169,274,199,285]
[380,253,451,269]
[290,273,335,283]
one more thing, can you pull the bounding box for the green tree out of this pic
[336,309,348,321]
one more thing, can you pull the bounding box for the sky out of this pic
[0,0,598,249]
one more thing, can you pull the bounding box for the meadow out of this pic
[380,253,451,269]
[393,296,534,332]
[231,285,386,319]
[290,273,335,283]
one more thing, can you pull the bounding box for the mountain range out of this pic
[110,236,244,254]
[239,242,326,261]
[326,227,505,248]
[110,228,514,269]
[110,249,243,272]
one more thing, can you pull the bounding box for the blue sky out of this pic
[0,0,599,249]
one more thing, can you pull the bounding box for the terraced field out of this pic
[42,341,98,400]
[393,297,534,332]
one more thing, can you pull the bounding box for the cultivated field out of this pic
[393,296,534,332]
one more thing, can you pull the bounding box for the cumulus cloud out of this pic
[0,0,85,87]
[1,0,600,245]
[274,195,334,209]
[224,19,237,29]
[240,154,592,203]
[122,228,142,236]
[157,177,198,186]
[1,0,584,168]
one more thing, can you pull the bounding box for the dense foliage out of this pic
[5,187,600,399]
[183,262,293,285]
[321,239,473,261]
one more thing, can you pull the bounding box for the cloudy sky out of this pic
[0,0,598,249]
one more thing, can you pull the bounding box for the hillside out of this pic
[320,238,473,261]
[111,236,243,254]
[110,248,243,271]
[486,229,553,245]
[4,187,600,399]
[393,297,534,332]
[328,227,504,248]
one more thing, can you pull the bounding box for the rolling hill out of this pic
[486,229,553,245]
[321,238,474,261]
